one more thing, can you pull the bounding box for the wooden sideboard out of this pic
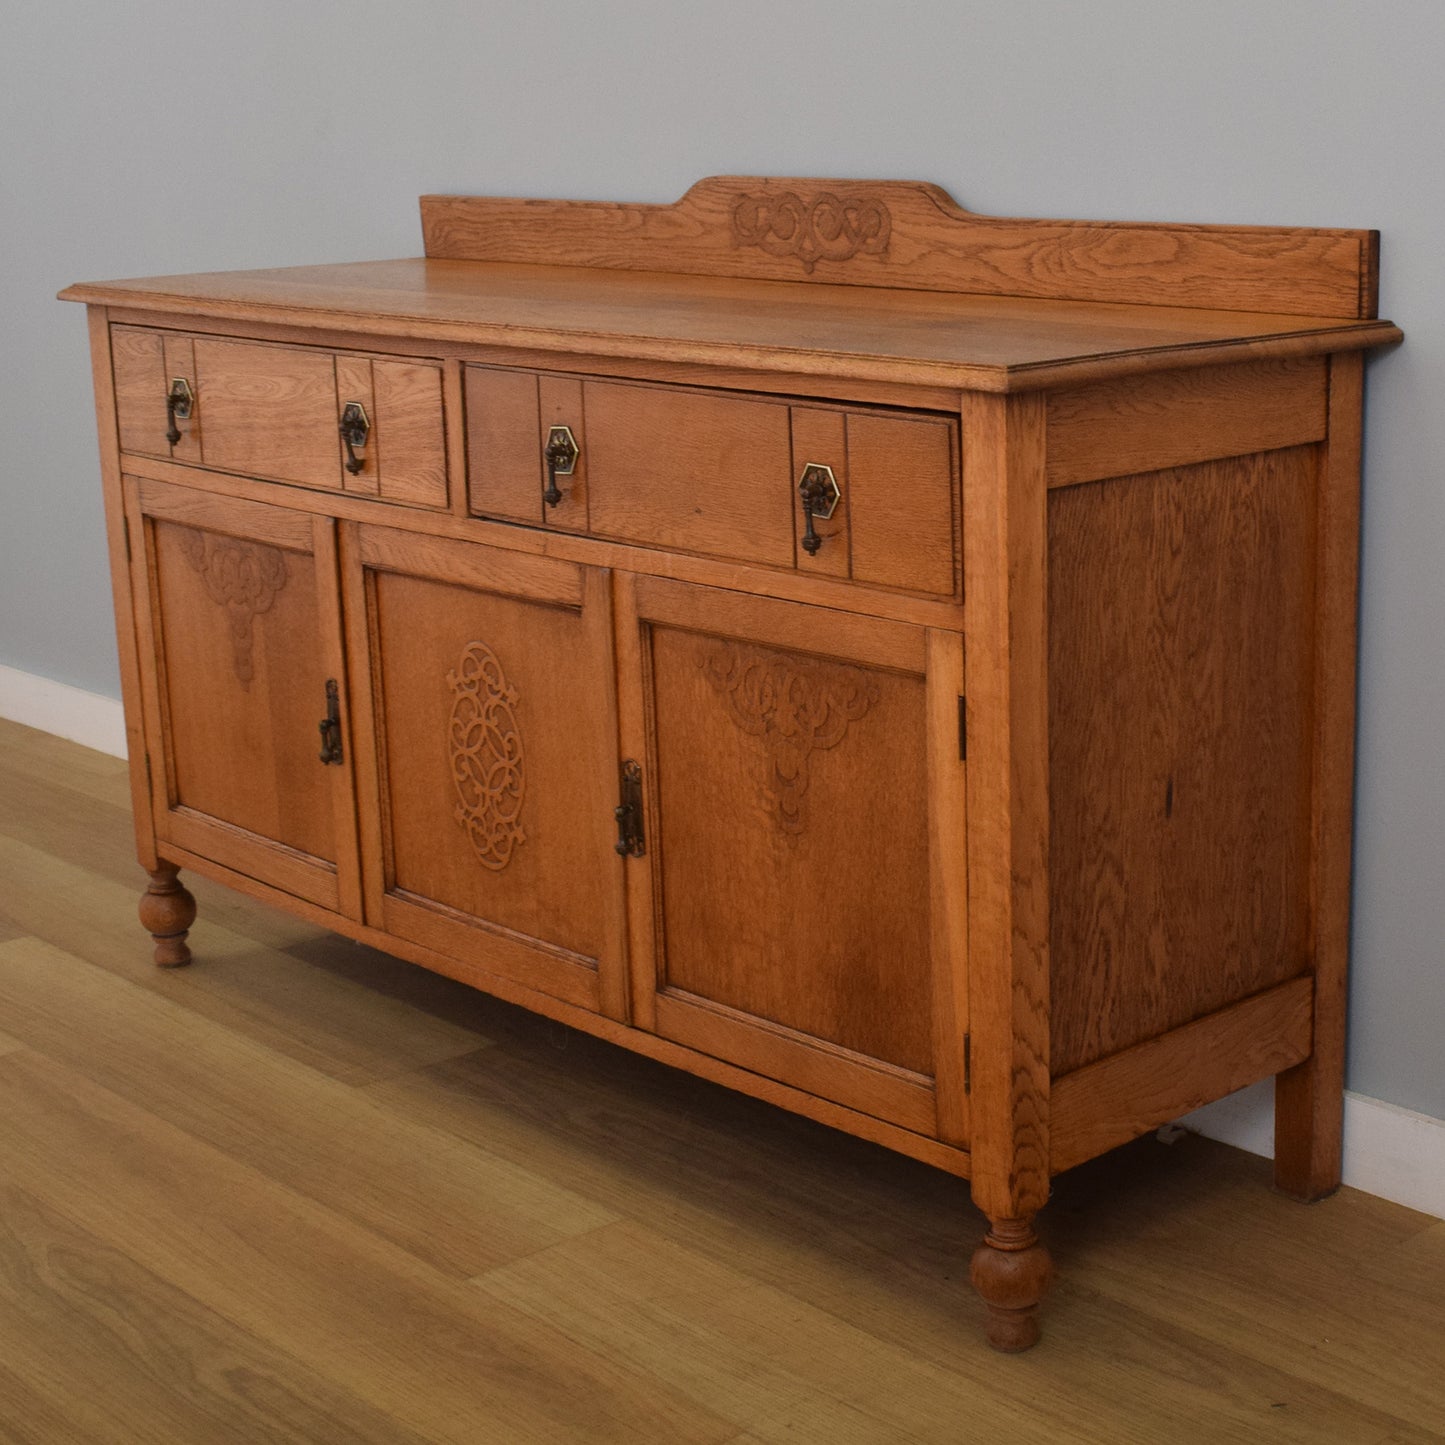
[61,177,1401,1350]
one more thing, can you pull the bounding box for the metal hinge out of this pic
[614,759,645,857]
[958,696,967,761]
[963,1032,972,1094]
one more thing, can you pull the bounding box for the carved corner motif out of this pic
[730,190,892,273]
[448,641,526,872]
[702,644,878,836]
[175,527,288,690]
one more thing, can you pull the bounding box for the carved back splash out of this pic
[421,175,1379,318]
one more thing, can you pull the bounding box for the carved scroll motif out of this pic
[702,645,878,836]
[447,641,526,871]
[730,190,892,273]
[175,527,288,689]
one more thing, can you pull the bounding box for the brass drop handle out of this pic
[542,425,579,509]
[339,401,370,475]
[797,463,842,556]
[165,378,194,446]
[318,679,344,765]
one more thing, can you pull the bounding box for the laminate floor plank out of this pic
[0,832,491,1083]
[0,754,323,950]
[1,724,1441,1442]
[0,718,133,809]
[0,1047,736,1445]
[0,1353,130,1445]
[0,935,617,1278]
[366,1020,976,1314]
[0,1174,438,1445]
[0,761,149,890]
[475,1215,1421,1445]
[371,1021,1442,1443]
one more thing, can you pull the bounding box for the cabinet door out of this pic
[616,575,970,1142]
[126,477,361,915]
[342,524,627,1017]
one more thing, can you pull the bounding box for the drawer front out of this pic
[194,336,341,488]
[111,327,448,508]
[584,381,795,564]
[465,365,959,596]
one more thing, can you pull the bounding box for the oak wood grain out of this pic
[62,259,1402,394]
[161,331,203,465]
[110,323,168,459]
[1050,976,1314,1173]
[84,309,160,870]
[192,335,341,488]
[538,372,589,535]
[1274,351,1364,1201]
[125,448,969,632]
[788,407,850,578]
[465,365,544,523]
[1048,448,1316,1073]
[925,628,970,1147]
[2,722,1440,1440]
[371,358,448,509]
[845,410,958,596]
[335,353,379,493]
[102,306,966,413]
[960,391,1052,1224]
[156,831,975,1177]
[421,176,1380,317]
[585,379,794,565]
[1045,357,1328,489]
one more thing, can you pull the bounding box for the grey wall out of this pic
[3,0,1440,1118]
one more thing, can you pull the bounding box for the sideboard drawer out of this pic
[465,365,959,596]
[584,380,794,565]
[111,327,449,509]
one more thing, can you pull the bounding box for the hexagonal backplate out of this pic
[167,377,194,420]
[798,462,841,519]
[546,425,579,474]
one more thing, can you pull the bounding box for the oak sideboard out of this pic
[61,177,1401,1349]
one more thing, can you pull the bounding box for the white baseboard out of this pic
[0,664,127,759]
[1183,1083,1445,1220]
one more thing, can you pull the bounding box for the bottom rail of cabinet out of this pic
[155,843,975,1180]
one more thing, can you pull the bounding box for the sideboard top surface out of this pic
[61,176,1401,392]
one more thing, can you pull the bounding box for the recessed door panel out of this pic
[617,574,969,1141]
[346,526,626,1016]
[126,477,359,915]
[652,625,933,1074]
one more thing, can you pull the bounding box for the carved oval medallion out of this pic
[447,642,526,871]
[731,190,892,273]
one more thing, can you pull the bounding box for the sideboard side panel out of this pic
[1047,445,1319,1076]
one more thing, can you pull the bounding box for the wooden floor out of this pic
[0,717,1441,1444]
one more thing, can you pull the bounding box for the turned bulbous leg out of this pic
[139,864,197,968]
[969,1216,1055,1352]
